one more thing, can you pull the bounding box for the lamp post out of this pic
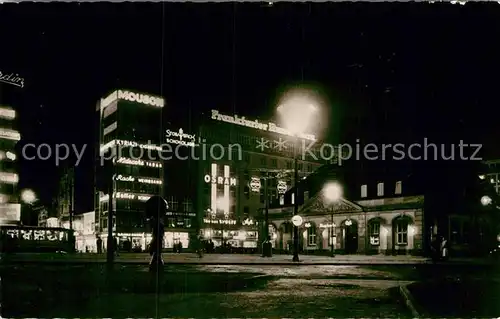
[21,189,37,226]
[278,94,318,263]
[216,197,229,249]
[323,182,342,257]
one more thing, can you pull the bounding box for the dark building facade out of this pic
[94,89,164,251]
[195,109,331,249]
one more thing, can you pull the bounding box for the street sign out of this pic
[291,215,303,227]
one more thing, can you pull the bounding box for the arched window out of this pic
[369,220,380,246]
[307,225,317,246]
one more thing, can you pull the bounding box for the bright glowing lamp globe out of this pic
[481,195,492,206]
[21,189,36,204]
[323,182,342,203]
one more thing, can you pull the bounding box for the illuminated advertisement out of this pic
[0,203,21,222]
[165,128,196,147]
[100,90,165,109]
[210,109,316,141]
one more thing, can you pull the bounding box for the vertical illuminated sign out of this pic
[224,165,230,217]
[211,163,217,213]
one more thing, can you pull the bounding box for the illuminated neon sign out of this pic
[165,128,196,147]
[242,218,255,226]
[0,172,18,184]
[210,109,316,141]
[0,129,20,141]
[100,90,165,109]
[115,174,162,185]
[100,192,153,202]
[277,180,288,194]
[116,157,162,168]
[250,177,261,192]
[100,139,162,153]
[204,174,237,186]
[203,218,237,225]
[0,107,15,120]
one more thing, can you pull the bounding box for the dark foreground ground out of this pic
[408,279,500,318]
[2,262,499,317]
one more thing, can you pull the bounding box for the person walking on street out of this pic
[114,237,119,257]
[96,236,102,254]
[195,234,204,258]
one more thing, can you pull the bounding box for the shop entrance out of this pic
[342,219,358,254]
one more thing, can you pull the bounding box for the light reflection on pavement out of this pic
[196,264,401,279]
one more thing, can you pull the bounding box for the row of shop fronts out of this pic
[267,193,425,255]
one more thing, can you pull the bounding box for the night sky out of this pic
[1,3,499,212]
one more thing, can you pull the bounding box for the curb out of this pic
[399,284,420,318]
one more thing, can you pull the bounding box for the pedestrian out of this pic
[440,236,449,261]
[114,237,119,257]
[195,234,203,258]
[96,236,102,254]
[430,235,440,263]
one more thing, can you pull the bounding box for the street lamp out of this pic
[481,195,492,206]
[323,182,342,257]
[21,189,36,204]
[278,93,319,262]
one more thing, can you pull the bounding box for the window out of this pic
[298,162,303,171]
[395,219,408,245]
[286,161,292,169]
[307,164,312,172]
[361,185,367,198]
[244,186,250,199]
[369,222,380,245]
[395,181,402,195]
[260,157,267,165]
[243,206,249,215]
[271,158,277,167]
[307,226,317,246]
[377,182,384,196]
[328,225,336,242]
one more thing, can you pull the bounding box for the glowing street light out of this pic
[21,189,37,204]
[277,88,320,263]
[323,182,342,203]
[323,182,342,257]
[481,195,492,206]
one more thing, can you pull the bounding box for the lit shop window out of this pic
[369,222,380,246]
[377,183,384,196]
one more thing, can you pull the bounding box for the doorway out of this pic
[342,220,358,254]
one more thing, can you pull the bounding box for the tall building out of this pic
[0,78,22,225]
[195,109,330,249]
[94,89,164,251]
[56,166,75,223]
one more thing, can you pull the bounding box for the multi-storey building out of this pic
[0,81,21,225]
[195,109,330,249]
[94,89,164,251]
[56,166,75,223]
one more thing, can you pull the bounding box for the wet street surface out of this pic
[70,279,412,318]
[3,262,498,317]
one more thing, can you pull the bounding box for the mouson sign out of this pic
[100,90,165,109]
